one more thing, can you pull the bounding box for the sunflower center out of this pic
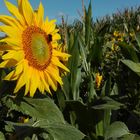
[31,33,50,63]
[22,26,52,70]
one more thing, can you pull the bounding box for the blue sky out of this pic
[0,0,140,24]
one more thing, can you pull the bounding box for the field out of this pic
[0,1,140,140]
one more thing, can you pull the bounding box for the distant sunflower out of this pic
[0,0,70,97]
[95,73,103,89]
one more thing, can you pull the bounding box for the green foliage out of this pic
[104,121,140,140]
[104,121,129,140]
[121,59,140,76]
[1,96,84,140]
[1,1,140,140]
[0,132,5,140]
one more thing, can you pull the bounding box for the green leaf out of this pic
[121,59,140,76]
[78,35,89,74]
[104,121,129,140]
[88,75,97,102]
[43,123,85,140]
[72,68,81,100]
[0,132,5,140]
[66,100,104,128]
[101,76,111,96]
[24,137,32,140]
[62,76,70,100]
[68,33,81,100]
[38,132,50,140]
[119,43,139,62]
[120,134,140,140]
[103,109,111,135]
[2,96,65,124]
[3,96,85,140]
[6,121,85,140]
[110,83,119,95]
[95,120,104,137]
[88,39,103,68]
[24,97,65,123]
[85,1,92,47]
[135,32,140,48]
[5,121,15,133]
[5,122,43,140]
[102,41,112,54]
[92,97,123,110]
[56,89,66,111]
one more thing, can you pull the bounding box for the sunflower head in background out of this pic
[0,0,70,97]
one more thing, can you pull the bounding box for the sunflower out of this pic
[95,72,103,89]
[0,0,70,97]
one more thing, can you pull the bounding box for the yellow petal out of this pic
[4,70,15,80]
[24,79,30,96]
[17,0,22,13]
[51,57,69,72]
[0,43,14,51]
[52,50,71,58]
[37,2,44,26]
[4,0,25,25]
[0,38,21,48]
[40,71,51,94]
[29,69,40,97]
[17,0,22,6]
[14,64,23,76]
[2,50,24,61]
[0,25,22,38]
[0,51,3,56]
[46,66,63,85]
[4,62,23,81]
[14,73,25,93]
[22,0,33,25]
[51,41,58,48]
[52,29,59,34]
[4,63,23,81]
[23,61,32,96]
[44,71,57,91]
[52,33,61,40]
[38,80,45,93]
[0,15,23,28]
[0,59,17,68]
[44,18,56,34]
